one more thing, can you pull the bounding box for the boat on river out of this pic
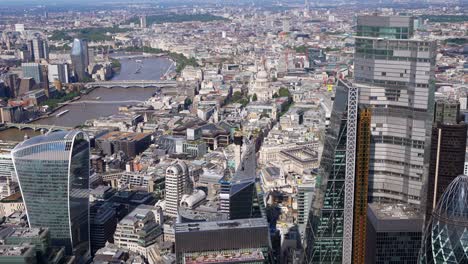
[56,110,69,117]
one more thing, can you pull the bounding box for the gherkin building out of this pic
[419,175,468,263]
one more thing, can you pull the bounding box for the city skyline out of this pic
[0,1,467,263]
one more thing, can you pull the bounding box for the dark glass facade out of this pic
[366,204,423,264]
[368,230,422,264]
[425,123,466,225]
[90,201,117,255]
[229,141,264,220]
[305,83,351,263]
[229,180,262,220]
[12,131,90,261]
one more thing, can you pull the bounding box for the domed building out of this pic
[251,69,274,101]
[419,175,468,263]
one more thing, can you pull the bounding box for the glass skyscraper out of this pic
[229,140,264,220]
[71,39,88,82]
[355,15,436,205]
[305,80,358,263]
[12,131,90,261]
[21,62,43,84]
[305,15,435,263]
[419,175,468,263]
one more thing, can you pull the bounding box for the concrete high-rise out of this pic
[12,131,90,261]
[355,15,437,205]
[140,15,147,28]
[296,182,314,242]
[165,160,190,217]
[47,64,69,84]
[71,39,88,82]
[82,39,90,68]
[113,205,163,258]
[29,38,49,62]
[425,99,467,225]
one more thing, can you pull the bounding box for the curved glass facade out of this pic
[419,175,468,263]
[71,38,86,81]
[12,131,90,261]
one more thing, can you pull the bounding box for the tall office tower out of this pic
[21,62,43,84]
[419,175,468,264]
[219,177,231,214]
[165,160,190,217]
[71,39,87,82]
[26,40,34,62]
[3,73,19,98]
[365,203,423,263]
[305,80,358,263]
[283,19,290,32]
[297,182,315,242]
[140,15,147,28]
[175,218,271,264]
[12,131,90,261]
[90,201,117,255]
[355,15,437,205]
[31,38,49,62]
[425,99,467,225]
[433,99,460,124]
[82,39,90,68]
[47,64,69,84]
[229,140,264,220]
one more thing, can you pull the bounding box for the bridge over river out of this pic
[2,123,72,132]
[85,80,177,89]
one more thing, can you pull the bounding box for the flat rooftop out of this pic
[367,203,423,232]
[368,203,420,220]
[184,248,265,264]
[0,245,33,256]
[9,227,46,238]
[98,131,150,142]
[120,204,154,225]
[175,218,268,233]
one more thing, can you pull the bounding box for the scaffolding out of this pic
[352,108,371,264]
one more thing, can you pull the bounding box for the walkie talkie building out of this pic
[12,131,90,262]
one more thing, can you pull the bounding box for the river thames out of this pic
[0,55,173,141]
[33,55,173,127]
